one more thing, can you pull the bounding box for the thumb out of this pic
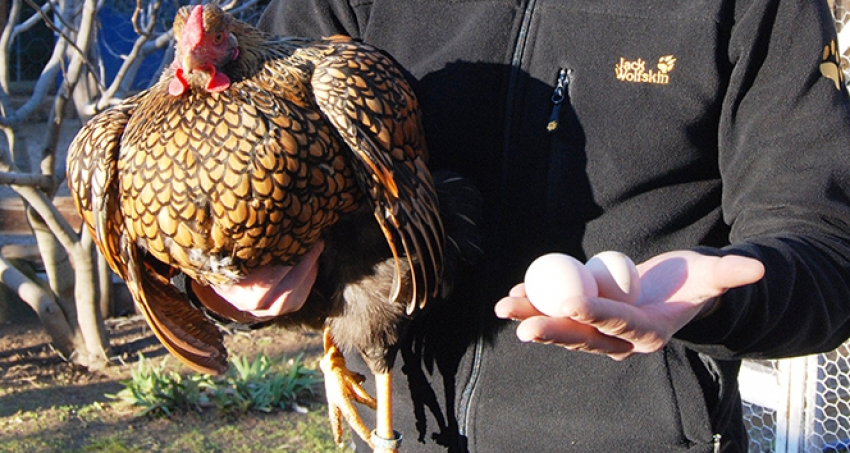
[708,255,765,291]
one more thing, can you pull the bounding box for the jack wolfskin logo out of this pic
[820,39,845,90]
[615,55,676,84]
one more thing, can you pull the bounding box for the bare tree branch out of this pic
[132,0,149,36]
[0,0,154,370]
[0,0,22,93]
[0,47,62,127]
[0,171,55,189]
[22,0,106,93]
[98,0,166,103]
[223,0,261,15]
[0,255,85,362]
[7,184,79,251]
[9,0,54,42]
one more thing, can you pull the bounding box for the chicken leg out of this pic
[320,327,401,452]
[373,372,400,452]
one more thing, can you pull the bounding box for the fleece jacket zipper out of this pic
[499,0,539,192]
[458,0,540,447]
[547,68,572,133]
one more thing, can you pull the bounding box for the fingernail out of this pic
[516,323,537,343]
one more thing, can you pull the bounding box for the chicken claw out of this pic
[320,328,378,448]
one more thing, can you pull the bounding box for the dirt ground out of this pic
[0,314,324,400]
[0,314,343,452]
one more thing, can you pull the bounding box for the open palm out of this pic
[495,251,765,360]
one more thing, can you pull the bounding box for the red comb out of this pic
[183,5,205,49]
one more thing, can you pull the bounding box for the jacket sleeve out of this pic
[675,0,850,359]
[257,0,363,38]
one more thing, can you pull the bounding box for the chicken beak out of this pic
[182,52,205,74]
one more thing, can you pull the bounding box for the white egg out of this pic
[524,253,598,317]
[585,251,641,304]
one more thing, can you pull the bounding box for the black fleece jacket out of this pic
[259,1,850,451]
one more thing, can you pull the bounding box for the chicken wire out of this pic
[737,4,850,452]
[740,346,850,452]
[9,4,52,85]
[834,0,850,84]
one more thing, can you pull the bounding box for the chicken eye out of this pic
[213,32,224,44]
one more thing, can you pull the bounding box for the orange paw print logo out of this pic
[820,39,845,90]
[657,55,676,74]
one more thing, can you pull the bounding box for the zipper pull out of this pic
[547,68,571,133]
[712,433,721,453]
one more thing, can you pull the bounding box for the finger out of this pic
[516,316,634,356]
[638,253,764,306]
[560,296,636,335]
[212,264,293,311]
[208,241,324,316]
[190,280,274,323]
[708,255,765,291]
[557,295,674,353]
[508,283,527,297]
[251,253,319,317]
[494,295,543,320]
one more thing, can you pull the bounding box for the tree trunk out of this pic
[2,122,111,369]
[71,231,111,370]
[0,255,88,363]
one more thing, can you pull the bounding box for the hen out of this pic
[66,4,480,452]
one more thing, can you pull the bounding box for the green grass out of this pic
[0,409,351,453]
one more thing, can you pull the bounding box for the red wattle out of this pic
[206,70,231,92]
[169,69,188,96]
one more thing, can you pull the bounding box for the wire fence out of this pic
[741,345,850,452]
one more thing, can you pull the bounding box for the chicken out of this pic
[66,4,479,451]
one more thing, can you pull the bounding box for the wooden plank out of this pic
[0,196,82,235]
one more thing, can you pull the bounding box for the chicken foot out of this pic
[320,327,402,452]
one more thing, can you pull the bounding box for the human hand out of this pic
[190,240,324,322]
[494,250,765,360]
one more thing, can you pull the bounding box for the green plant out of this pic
[205,353,322,414]
[107,354,211,416]
[107,353,322,417]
